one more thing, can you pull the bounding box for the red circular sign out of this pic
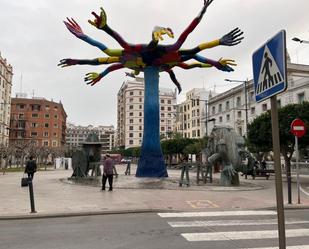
[290,119,306,138]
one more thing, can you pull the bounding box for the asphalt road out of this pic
[1,210,309,249]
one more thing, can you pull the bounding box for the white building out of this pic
[207,62,309,136]
[175,88,212,138]
[0,52,13,146]
[66,123,115,152]
[117,77,177,149]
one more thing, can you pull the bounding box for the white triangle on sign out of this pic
[256,45,284,95]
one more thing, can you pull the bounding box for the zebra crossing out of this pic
[158,210,309,249]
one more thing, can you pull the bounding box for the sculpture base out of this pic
[136,152,168,178]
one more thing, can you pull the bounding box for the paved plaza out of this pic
[0,164,309,219]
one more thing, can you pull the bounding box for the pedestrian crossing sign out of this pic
[252,30,287,102]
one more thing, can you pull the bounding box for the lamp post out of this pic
[292,37,309,44]
[224,79,249,136]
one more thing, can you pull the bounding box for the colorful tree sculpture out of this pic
[59,0,244,177]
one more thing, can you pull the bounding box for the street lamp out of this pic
[224,79,249,136]
[292,37,309,44]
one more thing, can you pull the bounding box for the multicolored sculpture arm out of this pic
[179,28,243,55]
[88,7,132,50]
[165,0,213,52]
[64,18,122,56]
[84,63,124,86]
[166,69,182,94]
[58,57,120,67]
[193,55,236,72]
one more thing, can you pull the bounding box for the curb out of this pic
[0,208,167,221]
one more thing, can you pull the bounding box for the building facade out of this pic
[207,62,309,136]
[65,123,115,152]
[9,97,67,147]
[175,88,211,138]
[117,77,177,148]
[0,52,13,146]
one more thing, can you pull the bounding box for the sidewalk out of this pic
[0,164,309,219]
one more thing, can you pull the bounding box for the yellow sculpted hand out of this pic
[218,58,237,66]
[88,7,107,29]
[153,26,174,41]
[84,72,102,85]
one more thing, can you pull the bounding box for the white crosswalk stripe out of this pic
[158,210,309,248]
[182,229,309,241]
[168,219,309,228]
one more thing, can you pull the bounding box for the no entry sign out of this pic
[291,119,306,138]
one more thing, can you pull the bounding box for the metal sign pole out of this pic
[295,135,301,204]
[270,95,286,249]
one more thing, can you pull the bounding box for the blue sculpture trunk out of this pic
[136,67,168,177]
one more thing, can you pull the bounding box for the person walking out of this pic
[102,155,114,191]
[24,156,37,180]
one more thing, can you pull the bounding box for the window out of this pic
[129,98,133,103]
[54,123,58,128]
[129,119,133,124]
[219,104,222,112]
[32,113,38,118]
[219,116,223,123]
[167,100,171,104]
[31,123,38,128]
[45,114,50,118]
[226,114,230,121]
[139,119,142,123]
[43,140,49,147]
[139,112,142,117]
[52,141,58,147]
[45,105,50,110]
[225,101,230,110]
[17,104,25,110]
[212,106,215,114]
[236,96,241,107]
[161,99,164,104]
[237,111,242,118]
[262,103,267,111]
[298,92,305,103]
[139,91,142,95]
[130,91,134,96]
[129,105,133,110]
[129,126,133,130]
[197,99,200,106]
[129,133,133,138]
[161,106,164,111]
[44,123,49,128]
[53,132,58,137]
[129,140,133,145]
[139,126,142,130]
[44,132,49,137]
[251,107,256,115]
[31,132,38,137]
[139,105,142,109]
[31,104,41,111]
[54,114,58,119]
[139,133,142,138]
[167,107,171,111]
[129,112,133,116]
[161,113,164,118]
[54,106,58,111]
[161,127,165,131]
[139,98,142,102]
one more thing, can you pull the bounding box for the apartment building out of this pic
[0,52,13,146]
[207,62,309,136]
[66,123,115,152]
[117,77,177,148]
[175,88,211,138]
[9,97,67,147]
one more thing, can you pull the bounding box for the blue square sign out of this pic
[252,30,287,102]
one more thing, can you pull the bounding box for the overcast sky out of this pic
[1,0,309,127]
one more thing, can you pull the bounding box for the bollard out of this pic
[28,178,37,213]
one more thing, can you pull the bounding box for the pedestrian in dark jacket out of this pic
[102,155,114,191]
[25,156,37,179]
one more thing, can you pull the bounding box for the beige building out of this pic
[207,62,309,136]
[0,52,13,146]
[66,123,115,153]
[117,77,176,149]
[175,88,211,138]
